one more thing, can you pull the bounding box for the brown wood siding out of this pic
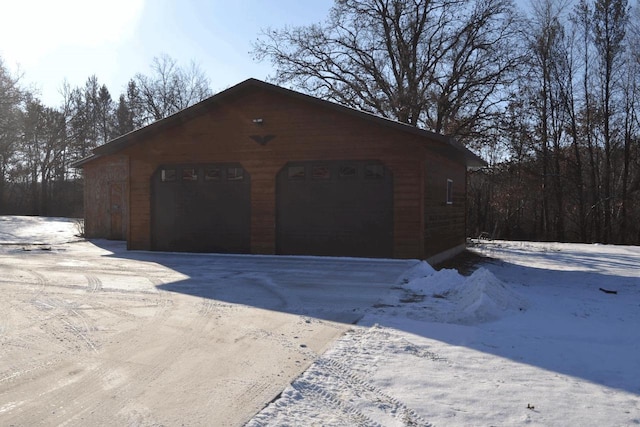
[86,87,467,259]
[127,158,153,250]
[82,155,129,239]
[423,152,467,258]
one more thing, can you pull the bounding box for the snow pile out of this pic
[399,267,527,324]
[405,267,464,295]
[457,267,528,322]
[395,260,435,284]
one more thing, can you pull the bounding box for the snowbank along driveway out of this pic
[0,216,417,426]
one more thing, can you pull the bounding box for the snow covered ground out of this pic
[250,241,640,426]
[0,216,414,426]
[1,216,638,426]
[0,215,82,245]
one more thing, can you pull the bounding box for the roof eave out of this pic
[85,78,487,168]
[70,154,102,169]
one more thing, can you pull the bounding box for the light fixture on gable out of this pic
[252,118,264,124]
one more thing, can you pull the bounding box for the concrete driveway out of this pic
[0,234,416,426]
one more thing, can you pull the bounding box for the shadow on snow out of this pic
[94,239,640,397]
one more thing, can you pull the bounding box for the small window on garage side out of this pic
[339,165,357,179]
[288,166,305,180]
[227,167,244,181]
[204,167,221,181]
[446,179,453,204]
[312,165,330,180]
[365,164,385,179]
[161,168,177,182]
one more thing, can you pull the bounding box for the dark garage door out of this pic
[151,163,250,253]
[276,160,393,258]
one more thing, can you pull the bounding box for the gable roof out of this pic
[72,78,486,168]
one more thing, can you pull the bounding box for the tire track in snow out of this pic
[3,289,184,425]
[310,357,430,426]
[33,297,101,354]
[293,379,383,427]
[19,268,101,353]
[59,314,98,353]
[250,326,434,426]
[25,269,48,295]
[85,274,102,293]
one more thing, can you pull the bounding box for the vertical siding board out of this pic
[126,153,153,250]
[246,164,279,254]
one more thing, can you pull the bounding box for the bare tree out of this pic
[0,55,212,215]
[617,2,640,243]
[20,97,68,214]
[557,11,588,242]
[523,0,572,240]
[96,84,115,143]
[128,54,212,125]
[114,93,135,137]
[592,0,628,243]
[253,0,523,140]
[571,0,603,240]
[0,57,24,209]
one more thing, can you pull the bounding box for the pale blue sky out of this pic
[1,0,532,106]
[0,0,333,105]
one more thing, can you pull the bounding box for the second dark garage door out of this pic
[151,163,251,253]
[276,160,393,258]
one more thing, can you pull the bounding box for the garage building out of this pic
[74,79,484,262]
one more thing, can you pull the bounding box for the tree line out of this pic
[469,0,640,244]
[254,0,640,245]
[2,0,639,246]
[0,54,211,216]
